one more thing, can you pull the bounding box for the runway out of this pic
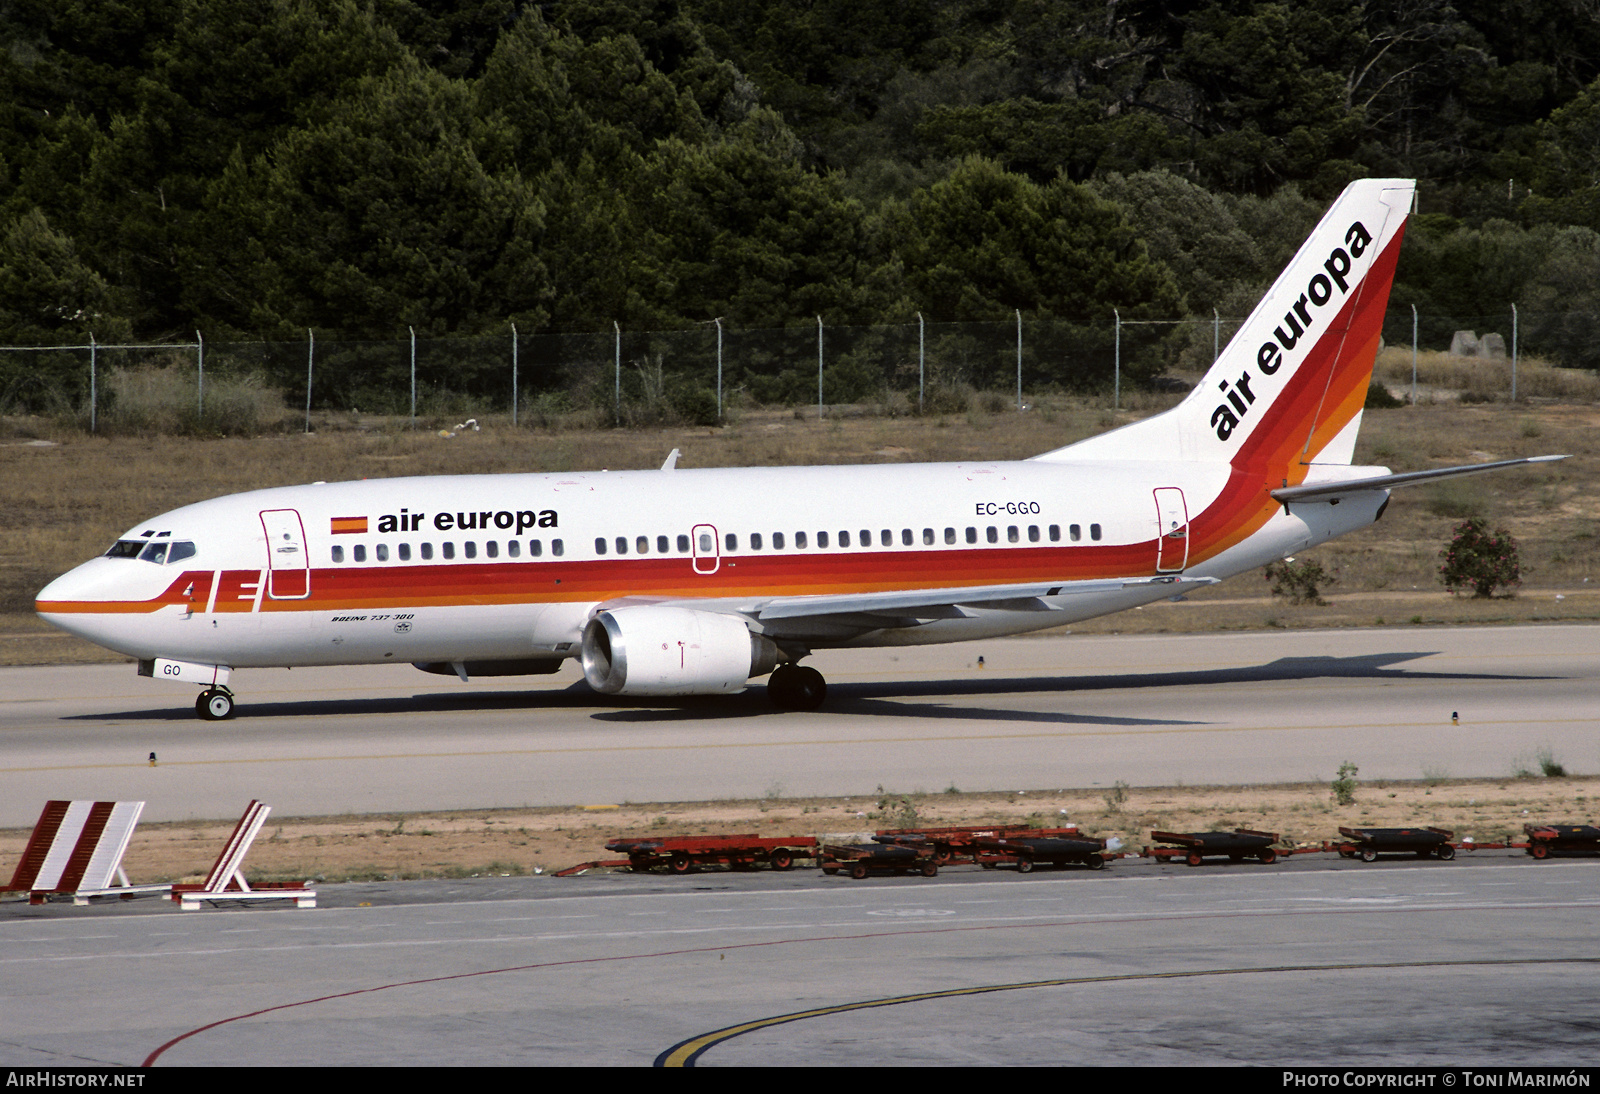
[2,854,1596,1067]
[1,624,1597,825]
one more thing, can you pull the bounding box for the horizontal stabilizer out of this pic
[1271,455,1567,503]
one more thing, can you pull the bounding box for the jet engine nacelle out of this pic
[581,606,778,696]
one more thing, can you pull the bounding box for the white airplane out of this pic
[37,178,1562,720]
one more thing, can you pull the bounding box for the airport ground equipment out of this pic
[603,834,818,874]
[171,800,316,909]
[873,824,1083,864]
[974,835,1107,872]
[1523,823,1600,859]
[1149,829,1281,866]
[2,800,171,905]
[1332,826,1455,862]
[820,843,939,879]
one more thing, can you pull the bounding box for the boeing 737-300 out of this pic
[35,178,1564,719]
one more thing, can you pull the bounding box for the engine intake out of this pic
[581,607,777,696]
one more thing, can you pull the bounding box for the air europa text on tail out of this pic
[1210,220,1375,443]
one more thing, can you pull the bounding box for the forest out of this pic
[1,0,1598,412]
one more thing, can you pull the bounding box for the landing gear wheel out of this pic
[767,664,827,711]
[197,689,234,721]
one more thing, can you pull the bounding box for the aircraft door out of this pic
[260,509,311,598]
[691,523,720,575]
[1153,488,1189,572]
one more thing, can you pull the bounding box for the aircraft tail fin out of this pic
[1036,178,1415,481]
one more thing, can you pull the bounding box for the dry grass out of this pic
[0,776,1589,884]
[1373,347,1600,404]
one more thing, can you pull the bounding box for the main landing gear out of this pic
[196,687,236,721]
[767,663,826,712]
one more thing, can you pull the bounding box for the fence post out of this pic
[1213,308,1220,363]
[1015,309,1023,411]
[409,326,416,429]
[917,312,924,413]
[1411,304,1418,406]
[816,315,824,419]
[89,334,97,433]
[613,320,621,416]
[196,330,204,418]
[511,321,518,427]
[714,316,723,421]
[305,328,314,433]
[1113,309,1121,411]
[1511,303,1518,402]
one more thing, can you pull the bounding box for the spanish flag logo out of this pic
[330,516,368,535]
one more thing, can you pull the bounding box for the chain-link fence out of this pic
[1,305,1592,430]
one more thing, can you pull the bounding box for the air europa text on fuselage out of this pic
[1210,219,1374,443]
[362,508,559,534]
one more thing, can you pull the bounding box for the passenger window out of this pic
[353,545,366,562]
[615,537,627,555]
[817,531,829,548]
[464,542,477,559]
[656,535,668,553]
[923,528,934,545]
[880,530,891,546]
[421,542,434,560]
[795,531,808,549]
[332,546,344,563]
[965,527,977,544]
[901,529,912,546]
[1049,525,1061,542]
[595,538,607,555]
[529,540,542,557]
[751,532,764,550]
[1090,523,1102,541]
[725,533,738,551]
[1070,524,1082,542]
[1007,526,1019,543]
[698,532,714,552]
[506,541,519,558]
[676,534,690,553]
[860,529,870,546]
[986,527,998,544]
[376,543,390,561]
[838,530,850,547]
[486,541,498,558]
[945,528,956,544]
[773,532,785,550]
[442,543,455,560]
[399,543,412,561]
[551,539,564,556]
[1028,526,1040,543]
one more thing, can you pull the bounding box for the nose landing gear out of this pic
[197,688,235,721]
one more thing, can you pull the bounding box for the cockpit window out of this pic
[106,540,145,559]
[139,542,169,564]
[168,541,196,564]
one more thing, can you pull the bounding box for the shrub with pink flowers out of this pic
[1439,518,1522,598]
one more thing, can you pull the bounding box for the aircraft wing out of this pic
[1271,455,1567,503]
[623,574,1219,641]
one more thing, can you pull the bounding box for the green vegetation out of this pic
[1439,518,1523,598]
[1264,558,1334,605]
[2,1,1599,414]
[1332,762,1360,807]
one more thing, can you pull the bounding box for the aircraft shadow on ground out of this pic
[70,649,1551,726]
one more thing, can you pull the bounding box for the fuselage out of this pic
[34,456,1384,668]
